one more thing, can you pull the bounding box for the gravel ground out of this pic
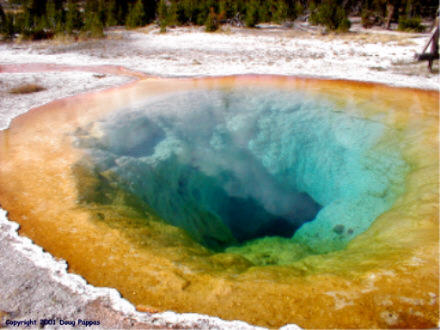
[0,71,132,129]
[0,24,438,89]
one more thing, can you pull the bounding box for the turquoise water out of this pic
[74,88,408,254]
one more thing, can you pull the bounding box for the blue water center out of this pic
[74,88,408,254]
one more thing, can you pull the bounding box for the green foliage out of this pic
[157,0,178,30]
[0,4,6,33]
[218,0,235,20]
[309,0,351,32]
[176,0,191,24]
[21,3,35,33]
[361,9,373,28]
[158,0,168,32]
[168,2,178,26]
[142,0,158,23]
[16,2,43,39]
[295,2,304,16]
[245,0,259,27]
[273,1,289,23]
[65,0,81,33]
[360,0,386,27]
[195,0,210,25]
[85,0,99,13]
[89,13,104,37]
[126,0,145,29]
[257,1,270,23]
[1,13,16,39]
[397,16,425,32]
[105,0,118,27]
[2,0,437,38]
[27,0,48,17]
[176,0,201,25]
[45,0,55,27]
[97,0,106,28]
[371,0,387,18]
[84,4,104,38]
[205,7,219,32]
[44,0,61,30]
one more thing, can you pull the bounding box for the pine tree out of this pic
[257,0,270,23]
[126,0,145,29]
[21,2,35,34]
[1,8,15,39]
[116,5,124,25]
[142,0,158,23]
[106,0,118,27]
[0,3,6,27]
[218,0,235,20]
[89,12,104,37]
[158,0,168,32]
[84,0,104,37]
[205,7,219,32]
[45,0,56,30]
[97,0,106,28]
[55,11,64,34]
[177,0,197,24]
[65,0,81,34]
[85,0,99,14]
[274,0,288,23]
[245,0,259,27]
[27,0,48,17]
[196,1,209,25]
[309,0,351,31]
[4,14,16,39]
[168,1,178,26]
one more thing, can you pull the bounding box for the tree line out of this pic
[0,0,437,39]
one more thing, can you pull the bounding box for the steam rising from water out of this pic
[74,87,408,253]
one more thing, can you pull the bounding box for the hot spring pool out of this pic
[0,76,438,328]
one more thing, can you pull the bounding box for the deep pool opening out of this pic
[73,87,408,263]
[167,158,323,250]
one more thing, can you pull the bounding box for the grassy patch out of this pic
[9,83,46,94]
[332,32,416,45]
[398,16,425,33]
[391,59,439,77]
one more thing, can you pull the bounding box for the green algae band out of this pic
[0,76,438,328]
[74,88,408,255]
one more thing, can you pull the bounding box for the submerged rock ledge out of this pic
[0,210,265,329]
